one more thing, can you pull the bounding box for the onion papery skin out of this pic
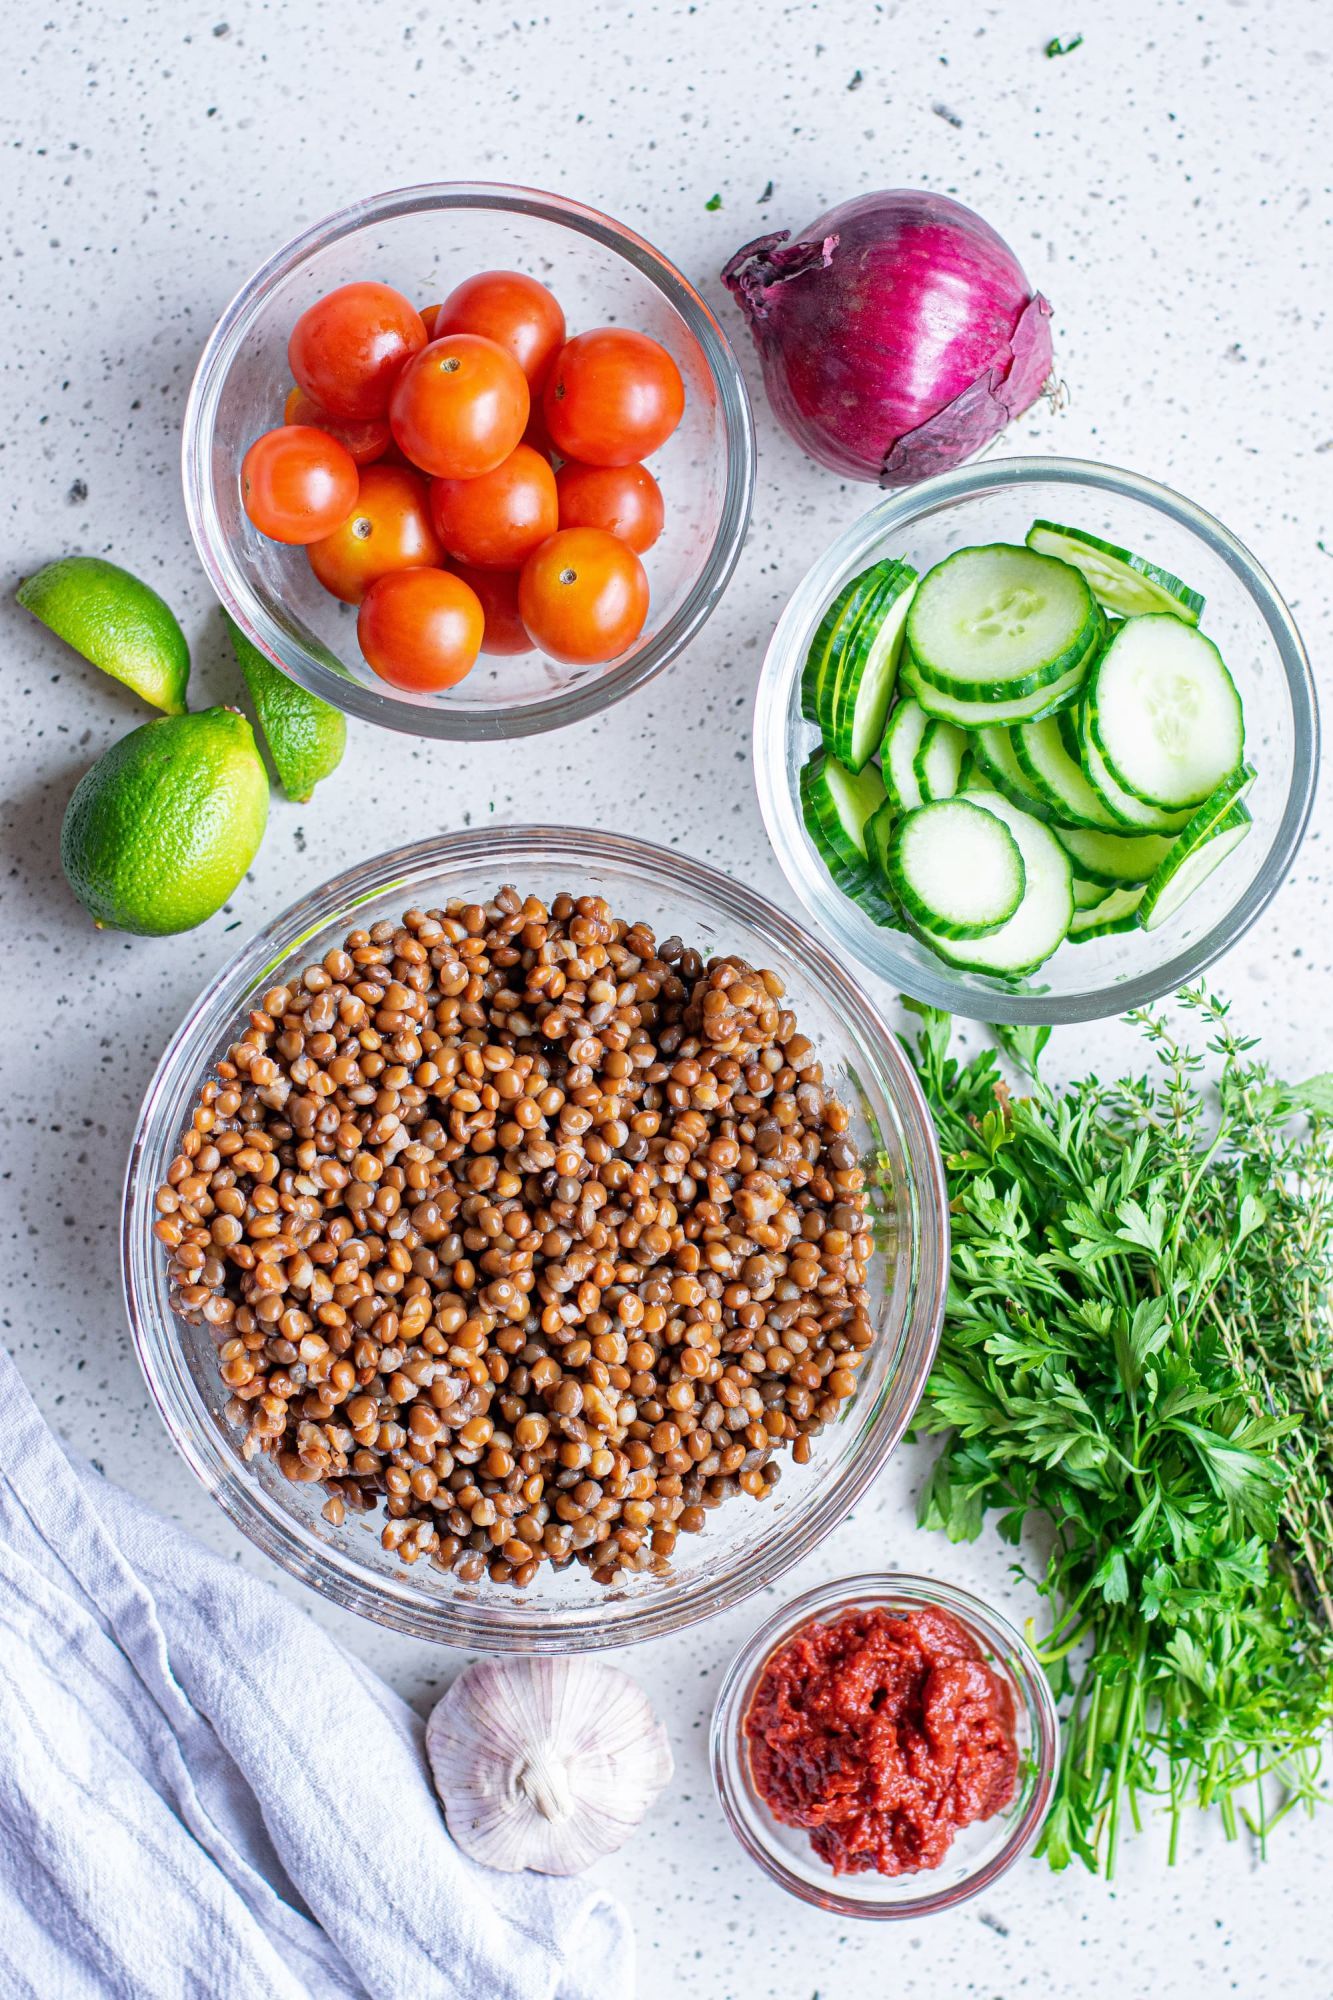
[722,190,1054,486]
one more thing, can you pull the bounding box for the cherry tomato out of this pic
[283,385,390,466]
[555,460,664,553]
[452,562,534,656]
[357,568,483,692]
[418,303,443,337]
[306,464,444,604]
[289,282,428,422]
[429,444,558,571]
[435,270,565,388]
[518,527,649,665]
[543,328,684,466]
[241,425,359,545]
[389,334,529,480]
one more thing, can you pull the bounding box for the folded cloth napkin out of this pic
[0,1343,633,2000]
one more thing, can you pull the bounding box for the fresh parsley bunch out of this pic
[904,989,1333,1875]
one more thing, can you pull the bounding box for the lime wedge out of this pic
[18,555,190,713]
[61,707,269,935]
[226,615,347,802]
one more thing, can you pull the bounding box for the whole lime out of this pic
[61,707,270,935]
[18,555,190,713]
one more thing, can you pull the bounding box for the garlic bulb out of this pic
[426,1656,673,1875]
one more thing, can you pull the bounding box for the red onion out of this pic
[722,190,1054,486]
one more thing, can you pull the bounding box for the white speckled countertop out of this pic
[3,2,1331,1993]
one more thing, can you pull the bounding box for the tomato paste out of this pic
[744,1603,1019,1875]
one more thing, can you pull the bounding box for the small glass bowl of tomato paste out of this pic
[710,1573,1058,1917]
[184,182,755,740]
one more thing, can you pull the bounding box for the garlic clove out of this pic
[426,1656,673,1875]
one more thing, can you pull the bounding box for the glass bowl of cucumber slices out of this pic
[754,456,1319,1024]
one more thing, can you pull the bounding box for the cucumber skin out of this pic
[880,697,930,814]
[886,799,1025,941]
[971,726,1060,824]
[827,567,918,772]
[1069,884,1146,940]
[901,654,1088,730]
[907,544,1099,702]
[1084,618,1245,812]
[913,718,967,802]
[800,563,898,725]
[1134,769,1257,931]
[1025,520,1205,626]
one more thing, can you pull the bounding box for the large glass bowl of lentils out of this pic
[122,827,948,1651]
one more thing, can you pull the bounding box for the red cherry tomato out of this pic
[435,270,566,388]
[357,568,483,692]
[241,426,359,545]
[452,562,534,656]
[306,464,445,604]
[518,528,649,665]
[429,444,558,571]
[283,385,391,466]
[418,303,443,337]
[389,334,529,480]
[554,460,664,553]
[288,282,428,422]
[542,328,684,466]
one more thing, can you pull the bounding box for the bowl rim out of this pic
[753,453,1321,1025]
[182,180,756,741]
[709,1568,1060,1918]
[121,824,950,1651]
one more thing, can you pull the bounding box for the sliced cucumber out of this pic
[799,563,897,725]
[1053,823,1179,886]
[901,653,1088,731]
[914,718,968,801]
[799,750,900,925]
[1087,617,1244,810]
[1073,874,1112,910]
[1069,883,1146,939]
[887,798,1026,940]
[1026,521,1205,625]
[912,789,1073,978]
[1076,710,1195,833]
[908,544,1098,700]
[1138,801,1252,933]
[970,725,1058,823]
[1013,714,1120,831]
[826,567,918,772]
[881,696,931,812]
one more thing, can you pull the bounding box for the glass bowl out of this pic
[710,1572,1059,1917]
[182,183,755,740]
[754,456,1319,1024]
[121,828,948,1651]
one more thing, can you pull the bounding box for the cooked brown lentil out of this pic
[155,889,875,1588]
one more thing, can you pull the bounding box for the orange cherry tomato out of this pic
[435,270,566,388]
[543,328,684,466]
[429,444,558,571]
[357,567,483,692]
[389,334,530,480]
[283,385,391,466]
[518,528,649,665]
[288,282,428,422]
[306,464,445,604]
[241,426,359,545]
[418,304,443,337]
[452,562,534,656]
[555,460,664,553]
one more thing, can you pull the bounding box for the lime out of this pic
[227,615,347,802]
[61,707,269,935]
[18,555,190,713]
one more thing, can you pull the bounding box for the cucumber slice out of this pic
[1069,884,1147,940]
[826,567,918,772]
[800,561,900,726]
[1087,617,1245,810]
[971,725,1058,823]
[908,544,1098,700]
[901,654,1087,730]
[881,696,931,812]
[1013,715,1121,831]
[888,797,1026,940]
[1138,801,1252,932]
[1072,874,1111,910]
[914,718,968,801]
[1076,709,1195,833]
[1053,823,1178,886]
[1026,521,1205,625]
[912,789,1074,978]
[799,750,900,926]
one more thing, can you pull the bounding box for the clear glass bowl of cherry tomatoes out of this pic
[183,183,756,738]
